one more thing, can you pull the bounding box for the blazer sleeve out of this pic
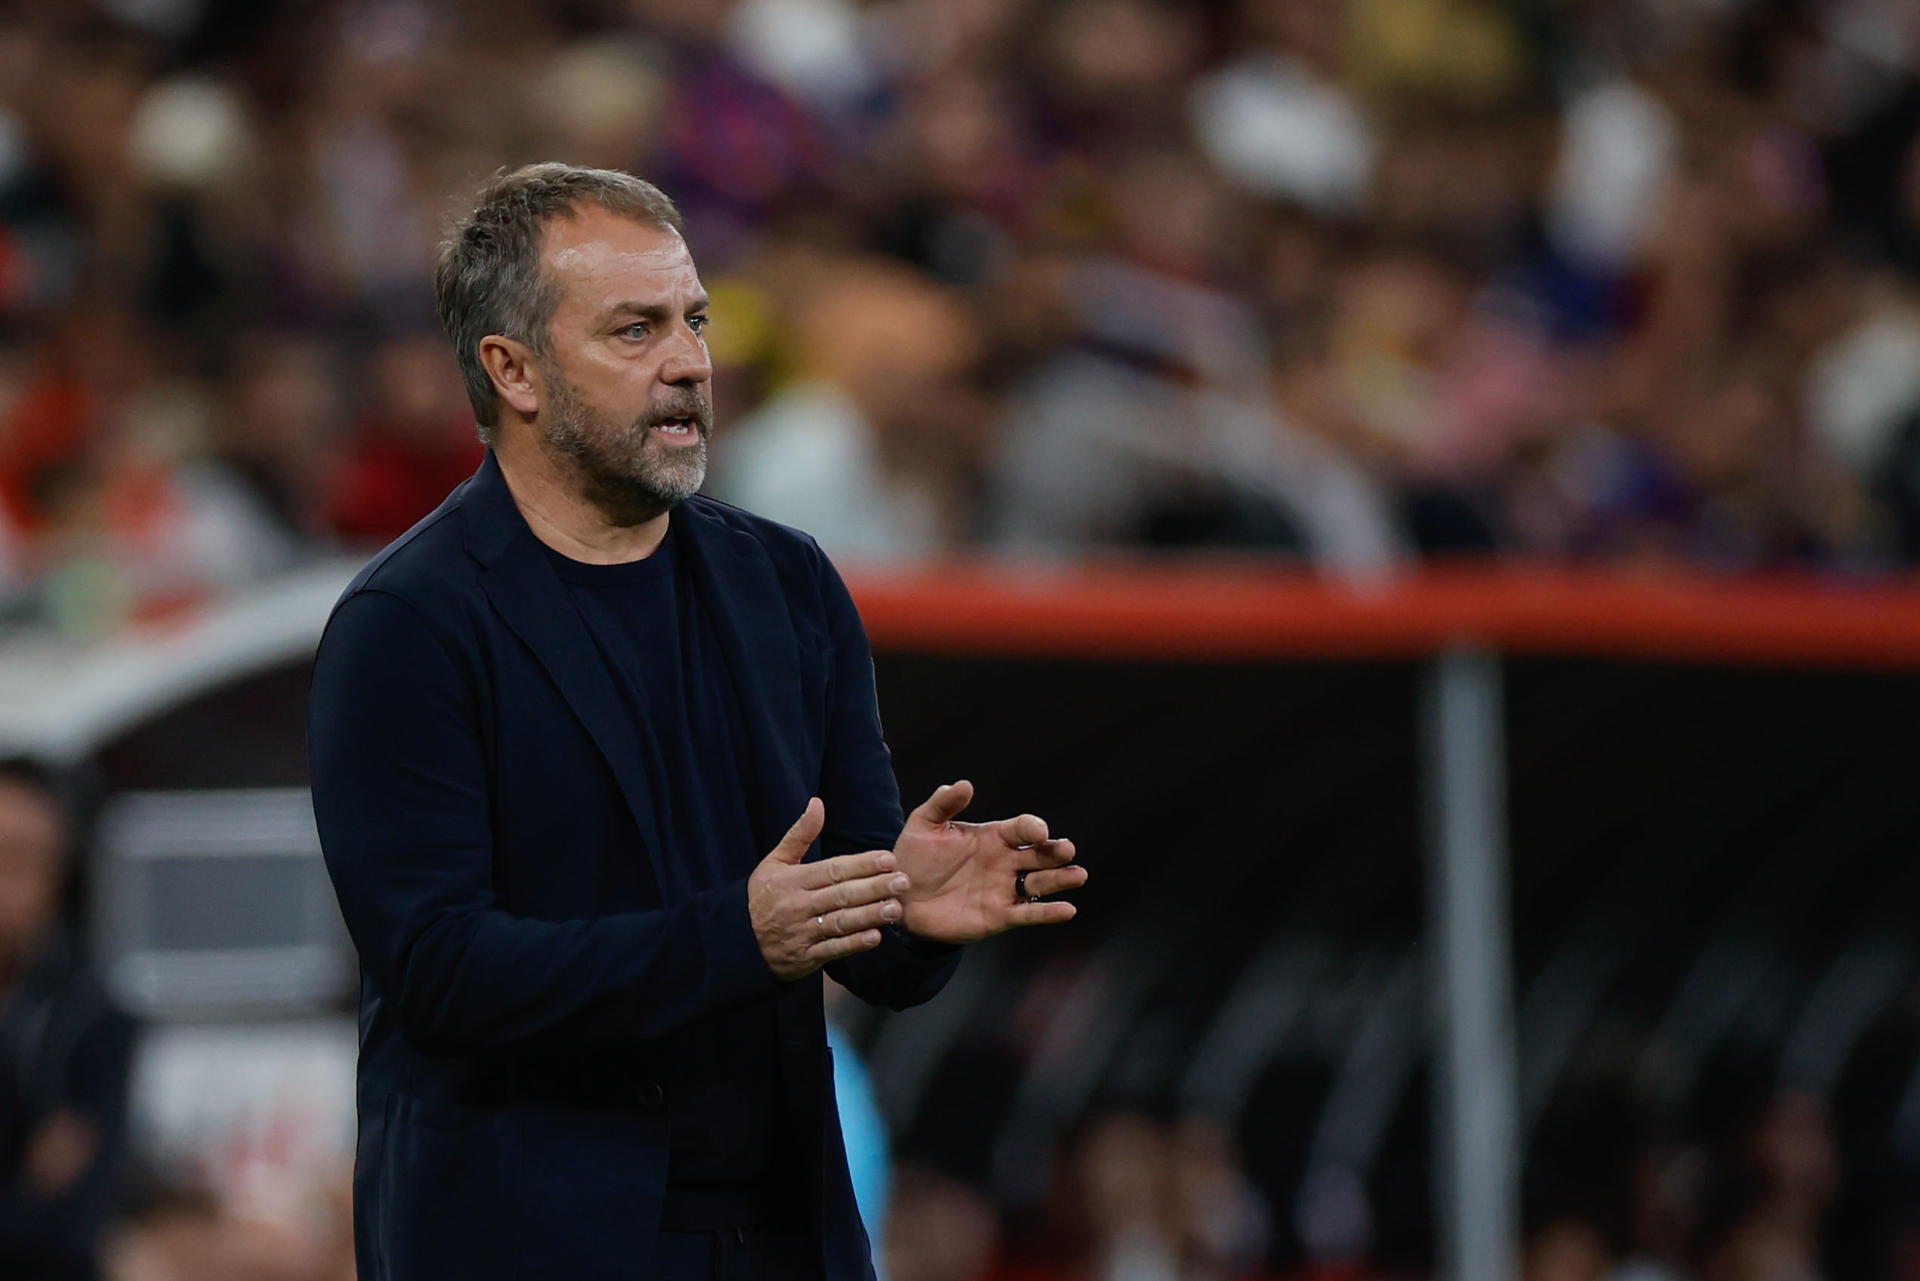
[808,551,962,1010]
[308,588,780,1057]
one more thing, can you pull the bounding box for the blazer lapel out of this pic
[460,453,668,885]
[674,506,829,1131]
[675,501,810,852]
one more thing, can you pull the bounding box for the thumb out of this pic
[914,779,974,826]
[770,797,825,863]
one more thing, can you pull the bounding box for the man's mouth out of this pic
[651,415,701,442]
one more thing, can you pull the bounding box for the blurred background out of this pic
[2,0,1920,1278]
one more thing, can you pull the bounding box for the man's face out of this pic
[0,781,62,959]
[534,207,715,518]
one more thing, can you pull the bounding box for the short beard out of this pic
[538,363,711,527]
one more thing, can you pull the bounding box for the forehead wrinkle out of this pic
[548,238,692,281]
[546,237,703,324]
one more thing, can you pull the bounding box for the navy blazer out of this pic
[307,452,959,1281]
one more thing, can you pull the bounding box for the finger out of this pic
[1017,865,1087,899]
[812,871,911,914]
[912,779,974,826]
[769,798,825,865]
[824,899,903,937]
[993,812,1049,848]
[1030,837,1076,866]
[1006,900,1078,928]
[807,929,885,964]
[798,848,897,891]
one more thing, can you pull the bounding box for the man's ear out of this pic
[480,335,541,420]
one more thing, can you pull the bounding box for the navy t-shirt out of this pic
[542,526,783,1214]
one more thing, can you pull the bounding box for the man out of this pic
[0,759,136,1281]
[307,163,1088,1281]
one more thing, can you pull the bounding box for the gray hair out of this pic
[434,162,684,440]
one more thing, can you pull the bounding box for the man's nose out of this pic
[659,321,713,387]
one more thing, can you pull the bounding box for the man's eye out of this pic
[620,322,649,339]
[688,314,710,334]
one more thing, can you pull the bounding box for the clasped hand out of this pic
[891,779,1085,943]
[748,783,1087,978]
[748,798,908,981]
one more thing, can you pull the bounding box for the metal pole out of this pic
[1424,649,1520,1281]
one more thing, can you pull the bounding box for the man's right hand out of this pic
[749,797,908,981]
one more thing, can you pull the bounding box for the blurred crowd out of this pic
[878,1081,1889,1281]
[90,1076,1881,1281]
[0,0,1917,636]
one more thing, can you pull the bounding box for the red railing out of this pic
[846,563,1920,668]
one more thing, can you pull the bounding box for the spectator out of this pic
[883,1165,999,1281]
[1190,0,1375,215]
[323,329,482,546]
[0,758,136,1281]
[208,334,341,549]
[710,256,987,563]
[1524,1218,1612,1281]
[1171,1117,1271,1281]
[1061,1109,1183,1281]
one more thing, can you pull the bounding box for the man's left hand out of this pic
[893,780,1086,943]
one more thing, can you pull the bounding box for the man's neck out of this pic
[494,427,671,564]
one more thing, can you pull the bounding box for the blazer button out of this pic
[634,1078,664,1107]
